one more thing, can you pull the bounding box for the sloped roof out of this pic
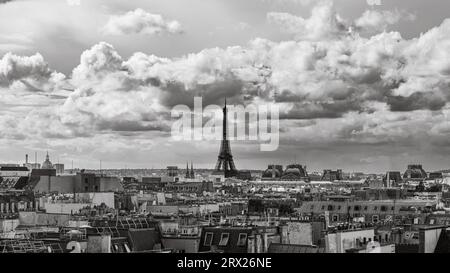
[268,243,325,253]
[0,176,29,190]
[127,228,161,252]
[1,166,29,171]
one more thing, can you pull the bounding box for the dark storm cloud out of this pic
[387,92,446,112]
[159,78,246,108]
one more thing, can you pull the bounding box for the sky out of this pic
[0,0,450,173]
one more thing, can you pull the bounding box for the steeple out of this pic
[185,162,190,178]
[190,162,195,178]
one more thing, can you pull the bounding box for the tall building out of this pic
[214,99,238,178]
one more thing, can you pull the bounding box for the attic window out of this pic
[237,233,247,246]
[204,232,214,246]
[219,233,230,246]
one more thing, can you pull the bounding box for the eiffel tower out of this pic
[214,99,238,178]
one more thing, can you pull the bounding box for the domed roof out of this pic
[262,169,281,178]
[284,168,301,175]
[42,152,54,169]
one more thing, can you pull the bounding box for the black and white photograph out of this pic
[0,0,450,262]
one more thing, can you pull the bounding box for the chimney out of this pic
[26,154,28,164]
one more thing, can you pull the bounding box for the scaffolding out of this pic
[0,239,63,253]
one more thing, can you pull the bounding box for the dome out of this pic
[42,152,54,169]
[262,169,281,178]
[284,168,301,175]
[262,165,283,178]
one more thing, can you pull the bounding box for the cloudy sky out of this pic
[1,0,450,173]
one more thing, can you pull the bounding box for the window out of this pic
[219,233,230,246]
[364,206,368,211]
[204,232,214,246]
[321,205,325,210]
[332,214,339,222]
[391,206,395,211]
[327,205,334,211]
[373,206,378,211]
[337,206,341,210]
[430,219,435,225]
[354,206,360,211]
[381,206,387,212]
[372,215,379,223]
[237,233,247,246]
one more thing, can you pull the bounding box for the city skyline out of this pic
[1,0,450,172]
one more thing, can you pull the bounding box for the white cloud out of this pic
[355,9,416,33]
[0,52,65,89]
[267,0,348,40]
[102,8,183,36]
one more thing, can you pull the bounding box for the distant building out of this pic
[165,181,213,194]
[322,169,343,181]
[54,163,64,175]
[383,171,403,187]
[26,171,123,193]
[428,172,443,180]
[262,165,283,179]
[296,199,436,225]
[261,164,309,181]
[403,164,427,181]
[0,166,29,177]
[166,166,178,177]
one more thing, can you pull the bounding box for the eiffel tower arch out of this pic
[214,99,238,178]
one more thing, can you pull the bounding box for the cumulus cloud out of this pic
[268,1,415,39]
[355,9,416,33]
[2,0,450,162]
[267,0,348,40]
[0,52,65,89]
[102,8,183,36]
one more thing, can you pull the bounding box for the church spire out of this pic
[185,161,190,178]
[190,162,195,178]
